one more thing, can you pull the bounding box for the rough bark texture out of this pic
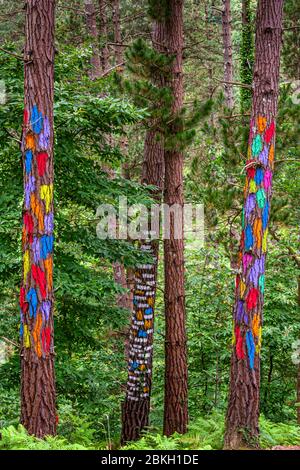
[20,0,56,438]
[224,0,284,450]
[121,20,165,445]
[112,0,123,68]
[98,0,109,72]
[222,0,234,109]
[298,276,300,425]
[163,0,188,437]
[84,0,102,79]
[240,0,254,113]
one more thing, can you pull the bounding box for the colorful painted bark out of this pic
[121,18,165,442]
[20,0,56,438]
[224,0,284,449]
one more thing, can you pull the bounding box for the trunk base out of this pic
[121,398,150,445]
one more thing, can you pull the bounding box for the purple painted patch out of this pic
[236,300,244,323]
[249,256,265,286]
[25,176,35,209]
[39,117,50,149]
[259,145,269,166]
[32,237,40,264]
[245,194,256,218]
[45,212,54,234]
[243,253,253,273]
[41,300,51,322]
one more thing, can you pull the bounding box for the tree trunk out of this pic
[121,20,165,444]
[240,0,254,113]
[20,0,56,438]
[112,0,123,68]
[222,0,234,109]
[224,0,284,449]
[297,276,300,424]
[163,0,188,437]
[84,0,102,79]
[98,0,109,72]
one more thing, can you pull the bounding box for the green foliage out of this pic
[0,425,88,450]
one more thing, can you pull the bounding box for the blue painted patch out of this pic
[245,224,253,251]
[25,150,33,174]
[262,201,269,230]
[26,288,38,318]
[246,330,255,369]
[254,167,264,186]
[40,235,54,259]
[31,105,43,134]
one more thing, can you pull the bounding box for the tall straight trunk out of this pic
[98,0,109,72]
[20,0,56,438]
[121,20,165,444]
[240,0,254,113]
[224,0,284,449]
[297,276,300,424]
[163,0,188,437]
[84,0,102,79]
[112,0,123,67]
[222,0,234,109]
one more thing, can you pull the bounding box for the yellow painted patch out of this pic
[262,228,268,253]
[23,250,30,284]
[24,325,30,348]
[240,280,246,299]
[40,184,53,213]
[249,180,257,193]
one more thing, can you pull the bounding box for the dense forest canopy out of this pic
[0,0,299,452]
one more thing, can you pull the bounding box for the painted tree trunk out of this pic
[112,0,123,67]
[20,0,56,438]
[298,276,300,425]
[240,0,254,113]
[224,0,284,450]
[84,0,102,79]
[121,19,165,444]
[163,0,188,437]
[222,0,234,109]
[98,0,109,72]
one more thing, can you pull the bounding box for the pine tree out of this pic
[121,17,166,443]
[221,0,234,109]
[224,0,284,449]
[20,0,57,438]
[163,0,188,437]
[240,0,254,113]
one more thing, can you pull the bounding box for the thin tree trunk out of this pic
[112,0,123,67]
[20,0,56,438]
[98,0,109,72]
[240,0,254,113]
[121,20,165,444]
[163,0,188,437]
[224,0,284,449]
[222,0,234,109]
[297,276,300,424]
[84,0,102,79]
